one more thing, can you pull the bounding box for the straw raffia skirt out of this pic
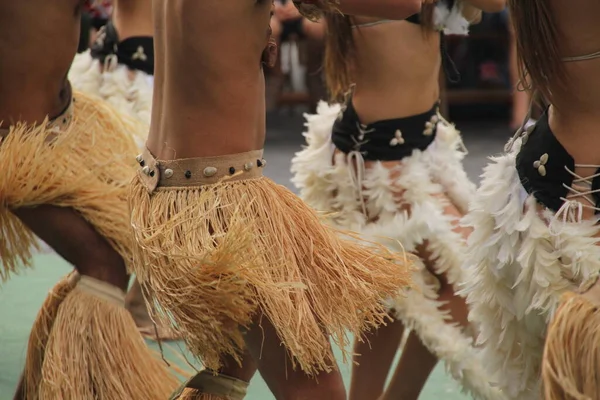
[0,91,142,280]
[0,91,179,399]
[460,136,600,399]
[291,101,504,400]
[69,50,153,129]
[129,146,413,375]
[541,274,600,400]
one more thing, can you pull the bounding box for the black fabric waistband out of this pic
[332,101,440,161]
[90,21,154,75]
[516,110,600,213]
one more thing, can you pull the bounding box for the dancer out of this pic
[128,0,421,398]
[460,1,600,399]
[292,1,505,399]
[0,1,179,398]
[70,0,153,127]
[70,0,176,340]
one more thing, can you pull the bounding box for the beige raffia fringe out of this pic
[542,289,600,400]
[21,273,78,399]
[34,274,180,399]
[130,174,413,375]
[0,91,144,282]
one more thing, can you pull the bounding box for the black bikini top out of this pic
[516,110,600,214]
[90,21,154,75]
[331,100,440,161]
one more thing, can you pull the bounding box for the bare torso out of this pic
[147,0,272,160]
[548,0,600,166]
[112,0,153,39]
[0,0,83,126]
[350,17,441,124]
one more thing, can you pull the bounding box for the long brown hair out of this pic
[323,5,436,104]
[509,0,565,103]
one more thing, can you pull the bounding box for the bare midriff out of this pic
[0,0,82,127]
[146,0,273,160]
[333,17,442,172]
[547,0,600,167]
[350,17,441,125]
[112,0,153,39]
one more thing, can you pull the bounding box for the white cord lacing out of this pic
[346,122,373,216]
[553,165,600,226]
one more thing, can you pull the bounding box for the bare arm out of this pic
[293,0,421,20]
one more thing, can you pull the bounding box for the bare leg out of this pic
[380,332,438,400]
[12,205,129,289]
[380,197,472,400]
[349,318,405,400]
[11,205,130,399]
[243,314,346,400]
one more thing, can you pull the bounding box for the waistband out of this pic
[0,95,75,139]
[516,110,600,216]
[91,21,154,75]
[332,101,439,161]
[137,147,266,193]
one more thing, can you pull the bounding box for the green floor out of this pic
[0,254,470,399]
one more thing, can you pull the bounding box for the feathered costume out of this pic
[461,110,600,399]
[291,3,505,398]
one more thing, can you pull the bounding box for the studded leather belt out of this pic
[136,147,267,193]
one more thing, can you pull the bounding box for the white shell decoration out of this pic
[533,153,549,177]
[203,167,217,177]
[164,168,174,178]
[389,129,405,146]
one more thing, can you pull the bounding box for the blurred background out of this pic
[0,3,518,400]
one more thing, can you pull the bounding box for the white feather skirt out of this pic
[292,101,505,400]
[69,50,152,148]
[460,135,600,399]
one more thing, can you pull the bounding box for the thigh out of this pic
[12,205,129,289]
[242,313,345,400]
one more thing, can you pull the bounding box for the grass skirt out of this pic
[291,101,503,399]
[129,147,413,375]
[542,278,600,400]
[69,50,153,129]
[22,273,180,399]
[460,135,600,399]
[0,91,144,282]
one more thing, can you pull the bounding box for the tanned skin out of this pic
[0,2,130,397]
[112,0,153,39]
[148,0,351,398]
[324,1,506,399]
